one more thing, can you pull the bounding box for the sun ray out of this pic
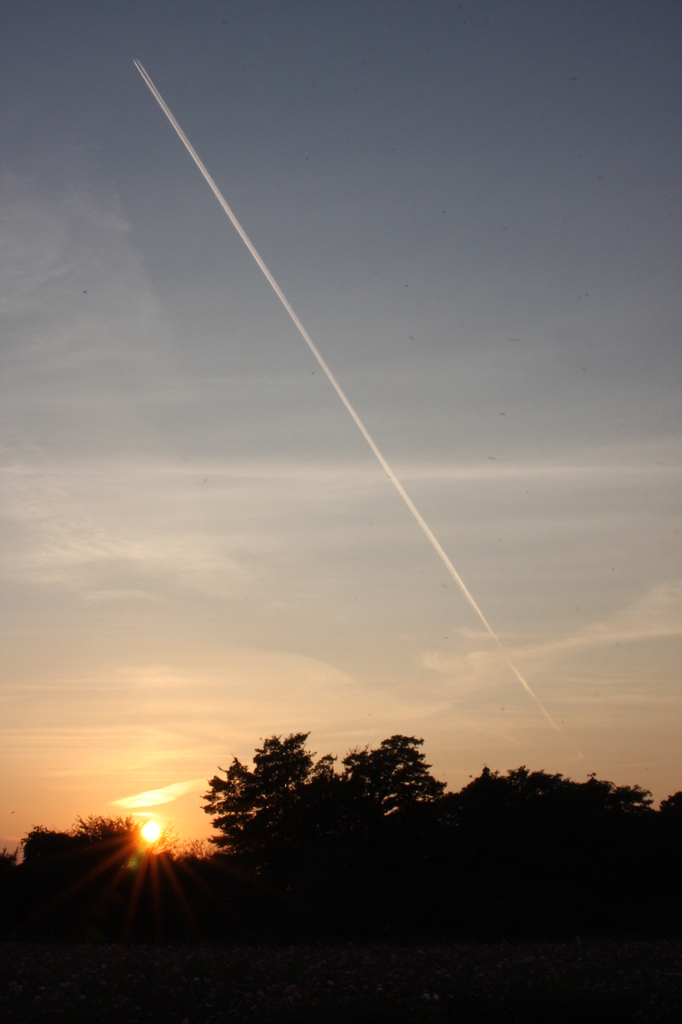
[149,851,162,942]
[158,854,204,940]
[120,849,149,941]
[20,834,139,936]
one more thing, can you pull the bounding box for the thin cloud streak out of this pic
[401,460,682,484]
[112,778,207,809]
[423,585,682,677]
[133,60,562,736]
[515,584,682,661]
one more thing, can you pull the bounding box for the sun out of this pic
[141,820,161,844]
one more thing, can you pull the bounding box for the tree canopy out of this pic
[202,733,444,856]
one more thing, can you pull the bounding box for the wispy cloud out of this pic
[398,442,682,484]
[420,584,682,680]
[112,778,207,809]
[514,583,682,661]
[0,177,158,373]
[0,197,70,317]
[0,453,395,602]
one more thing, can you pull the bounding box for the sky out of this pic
[1,0,680,849]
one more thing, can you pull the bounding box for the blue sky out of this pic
[1,1,680,844]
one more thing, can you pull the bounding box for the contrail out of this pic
[133,58,562,735]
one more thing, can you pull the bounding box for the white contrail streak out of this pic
[133,58,562,735]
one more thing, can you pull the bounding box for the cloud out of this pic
[0,453,411,604]
[0,177,155,362]
[0,457,267,598]
[515,583,682,661]
[420,584,682,693]
[112,778,208,809]
[0,196,70,318]
[398,445,682,484]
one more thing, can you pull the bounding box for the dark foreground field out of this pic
[1,941,681,1023]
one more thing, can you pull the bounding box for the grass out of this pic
[1,939,681,1022]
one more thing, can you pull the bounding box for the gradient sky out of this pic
[1,1,680,848]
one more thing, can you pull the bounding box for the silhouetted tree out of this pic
[4,816,185,942]
[0,847,17,876]
[21,827,77,865]
[659,791,682,823]
[21,815,144,865]
[342,735,445,813]
[203,733,331,855]
[203,733,446,857]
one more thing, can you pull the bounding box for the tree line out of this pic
[2,733,681,942]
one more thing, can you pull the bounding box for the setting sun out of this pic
[141,820,161,844]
